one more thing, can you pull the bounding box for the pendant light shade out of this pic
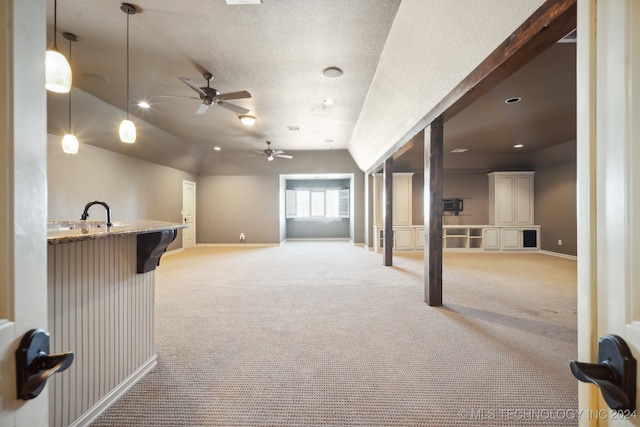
[62,134,79,153]
[46,0,72,93]
[45,50,72,93]
[119,3,137,143]
[119,119,136,143]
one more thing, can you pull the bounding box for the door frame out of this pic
[0,1,50,425]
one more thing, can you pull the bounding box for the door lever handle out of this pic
[16,328,74,400]
[570,334,636,412]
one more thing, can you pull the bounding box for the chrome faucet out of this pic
[80,201,112,227]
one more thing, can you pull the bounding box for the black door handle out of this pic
[569,334,636,412]
[15,328,74,400]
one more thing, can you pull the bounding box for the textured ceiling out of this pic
[47,0,400,172]
[47,0,568,175]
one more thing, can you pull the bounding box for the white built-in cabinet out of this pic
[373,173,414,227]
[373,173,417,251]
[488,171,534,226]
[371,171,540,252]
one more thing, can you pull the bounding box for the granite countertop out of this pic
[47,220,187,244]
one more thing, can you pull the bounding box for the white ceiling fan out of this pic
[255,141,293,161]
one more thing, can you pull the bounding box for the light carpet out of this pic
[91,241,578,426]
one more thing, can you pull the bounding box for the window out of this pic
[286,188,349,219]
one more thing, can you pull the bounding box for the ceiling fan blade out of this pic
[196,103,210,115]
[272,150,285,155]
[275,154,293,159]
[218,90,252,101]
[217,101,249,115]
[179,77,207,97]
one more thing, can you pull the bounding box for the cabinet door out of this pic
[395,228,414,249]
[514,175,534,225]
[483,228,500,250]
[393,175,412,225]
[502,228,521,250]
[495,175,515,225]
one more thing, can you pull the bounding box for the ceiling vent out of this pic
[225,0,261,4]
[287,126,301,131]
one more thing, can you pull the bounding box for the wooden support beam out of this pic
[383,157,393,266]
[424,117,443,306]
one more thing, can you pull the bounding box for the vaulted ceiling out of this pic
[47,0,563,175]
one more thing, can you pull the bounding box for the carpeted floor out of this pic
[91,241,578,426]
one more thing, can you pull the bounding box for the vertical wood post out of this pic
[383,157,393,266]
[424,117,443,306]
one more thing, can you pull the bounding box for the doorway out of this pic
[182,180,196,249]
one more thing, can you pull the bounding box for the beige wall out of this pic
[534,158,577,256]
[47,135,197,251]
[197,150,365,244]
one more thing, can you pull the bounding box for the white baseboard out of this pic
[283,238,351,242]
[70,355,157,427]
[539,249,577,260]
[196,243,279,248]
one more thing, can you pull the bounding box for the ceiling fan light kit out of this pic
[239,115,256,126]
[45,0,72,93]
[119,3,137,143]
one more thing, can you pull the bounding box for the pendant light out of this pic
[61,32,79,154]
[46,0,72,93]
[119,3,137,143]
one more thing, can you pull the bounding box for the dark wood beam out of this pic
[424,117,443,306]
[383,157,393,266]
[366,0,577,175]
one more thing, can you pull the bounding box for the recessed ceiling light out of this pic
[321,67,343,79]
[213,146,222,151]
[138,101,150,109]
[505,97,522,104]
[323,98,335,107]
[451,148,468,153]
[514,144,524,148]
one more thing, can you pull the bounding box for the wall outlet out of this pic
[558,239,562,245]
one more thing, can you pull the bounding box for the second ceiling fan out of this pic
[256,141,292,161]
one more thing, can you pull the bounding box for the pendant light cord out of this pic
[53,0,58,49]
[126,11,130,119]
[68,38,72,132]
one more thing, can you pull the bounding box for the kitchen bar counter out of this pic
[46,219,187,427]
[47,219,186,244]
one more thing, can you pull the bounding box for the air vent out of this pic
[225,0,261,4]
[287,126,301,131]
